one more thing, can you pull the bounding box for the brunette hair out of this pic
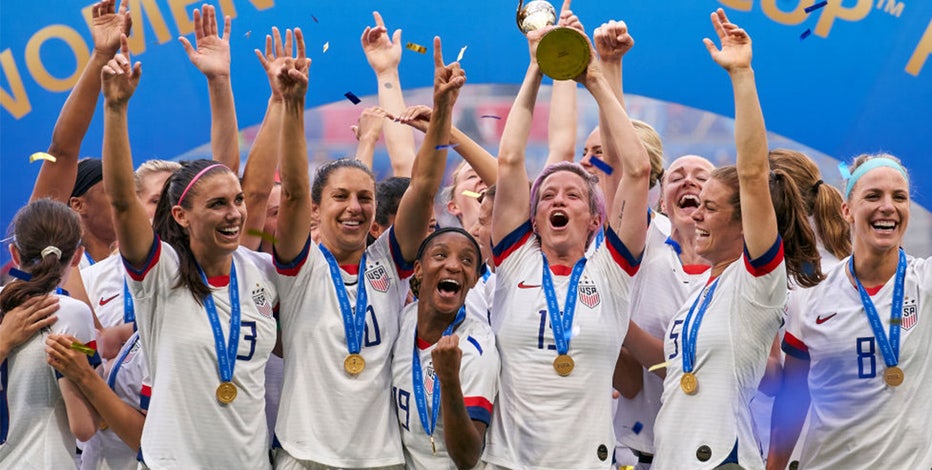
[311,158,376,205]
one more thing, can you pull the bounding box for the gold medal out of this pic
[344,353,366,376]
[884,366,904,387]
[216,381,237,404]
[553,354,575,376]
[680,372,698,395]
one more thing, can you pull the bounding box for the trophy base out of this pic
[536,27,590,81]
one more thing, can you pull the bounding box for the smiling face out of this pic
[314,167,376,256]
[414,231,481,316]
[533,169,601,260]
[692,177,743,266]
[843,166,910,256]
[172,171,246,259]
[661,155,714,231]
[447,164,487,230]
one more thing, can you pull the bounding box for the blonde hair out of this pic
[135,159,181,194]
[632,120,665,189]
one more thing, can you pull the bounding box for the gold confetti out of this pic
[70,342,96,357]
[247,228,278,244]
[456,45,467,62]
[461,190,482,199]
[29,152,56,163]
[322,41,329,53]
[405,42,427,54]
[648,360,670,372]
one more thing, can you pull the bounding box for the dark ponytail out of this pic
[768,169,824,288]
[152,159,232,303]
[1,199,82,315]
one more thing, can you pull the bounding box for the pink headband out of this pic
[177,163,226,206]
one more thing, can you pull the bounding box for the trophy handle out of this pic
[516,0,526,30]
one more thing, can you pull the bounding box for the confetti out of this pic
[632,421,644,435]
[247,228,278,245]
[589,156,614,175]
[244,30,251,38]
[344,92,361,105]
[804,1,828,13]
[648,360,670,372]
[70,342,97,357]
[323,41,329,53]
[480,114,501,120]
[29,152,56,163]
[800,28,812,40]
[456,45,467,62]
[405,42,427,54]
[461,190,482,199]
[311,15,319,24]
[435,143,459,150]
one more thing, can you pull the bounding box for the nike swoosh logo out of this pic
[816,313,837,325]
[99,294,120,306]
[517,281,540,289]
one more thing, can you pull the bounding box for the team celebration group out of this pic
[0,1,928,469]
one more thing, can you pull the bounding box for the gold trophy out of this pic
[516,0,591,80]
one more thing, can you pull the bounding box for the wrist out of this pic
[90,49,116,64]
[727,66,754,78]
[104,100,129,112]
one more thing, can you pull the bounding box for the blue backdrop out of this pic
[2,0,931,236]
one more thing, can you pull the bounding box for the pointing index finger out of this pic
[372,11,385,28]
[433,36,443,67]
[560,0,572,13]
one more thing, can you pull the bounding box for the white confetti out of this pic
[456,45,467,62]
[323,41,329,53]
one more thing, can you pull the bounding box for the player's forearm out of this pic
[439,377,483,469]
[207,75,240,174]
[74,371,144,451]
[376,69,416,176]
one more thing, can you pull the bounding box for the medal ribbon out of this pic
[849,249,906,367]
[681,279,720,374]
[541,255,587,356]
[412,307,466,443]
[123,278,135,324]
[319,245,369,356]
[197,262,240,385]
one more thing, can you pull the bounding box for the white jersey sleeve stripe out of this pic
[122,234,162,281]
[604,226,643,276]
[743,236,784,277]
[274,236,311,277]
[492,221,533,267]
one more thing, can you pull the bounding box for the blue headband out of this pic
[838,158,909,199]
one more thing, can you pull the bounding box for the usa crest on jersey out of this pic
[252,286,274,318]
[366,265,391,293]
[900,296,918,331]
[578,282,601,309]
[424,363,436,395]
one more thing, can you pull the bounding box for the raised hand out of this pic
[594,20,634,62]
[274,28,309,103]
[0,295,59,357]
[178,4,231,79]
[433,37,466,107]
[360,11,403,75]
[390,104,432,133]
[352,106,388,142]
[101,35,141,106]
[91,0,133,57]
[703,8,752,72]
[255,27,304,100]
[431,334,463,384]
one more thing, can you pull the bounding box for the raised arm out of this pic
[241,28,292,250]
[544,0,579,167]
[179,5,240,173]
[352,106,388,170]
[572,14,650,257]
[704,9,777,258]
[393,37,465,261]
[32,0,131,202]
[593,19,634,108]
[47,333,145,450]
[393,105,498,187]
[361,11,415,176]
[101,36,152,266]
[273,29,312,263]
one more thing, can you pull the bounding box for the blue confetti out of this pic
[435,143,459,150]
[311,15,319,24]
[804,1,827,13]
[589,156,614,175]
[632,421,644,435]
[480,114,501,120]
[799,29,812,40]
[344,92,361,105]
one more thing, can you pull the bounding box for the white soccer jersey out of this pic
[654,239,786,470]
[124,239,278,469]
[79,332,146,470]
[274,228,411,467]
[783,255,932,469]
[81,254,128,328]
[465,268,495,326]
[483,221,638,469]
[0,291,99,468]
[614,216,709,455]
[391,302,499,469]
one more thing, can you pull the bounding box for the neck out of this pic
[849,244,900,287]
[541,244,585,267]
[320,235,365,266]
[82,234,113,263]
[416,304,458,345]
[194,250,233,278]
[709,254,741,279]
[670,225,706,266]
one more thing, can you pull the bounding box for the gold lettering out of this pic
[815,0,872,37]
[906,19,932,76]
[126,0,172,54]
[25,25,90,92]
[1,49,31,119]
[217,0,276,19]
[762,0,810,25]
[168,0,201,36]
[719,0,753,11]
